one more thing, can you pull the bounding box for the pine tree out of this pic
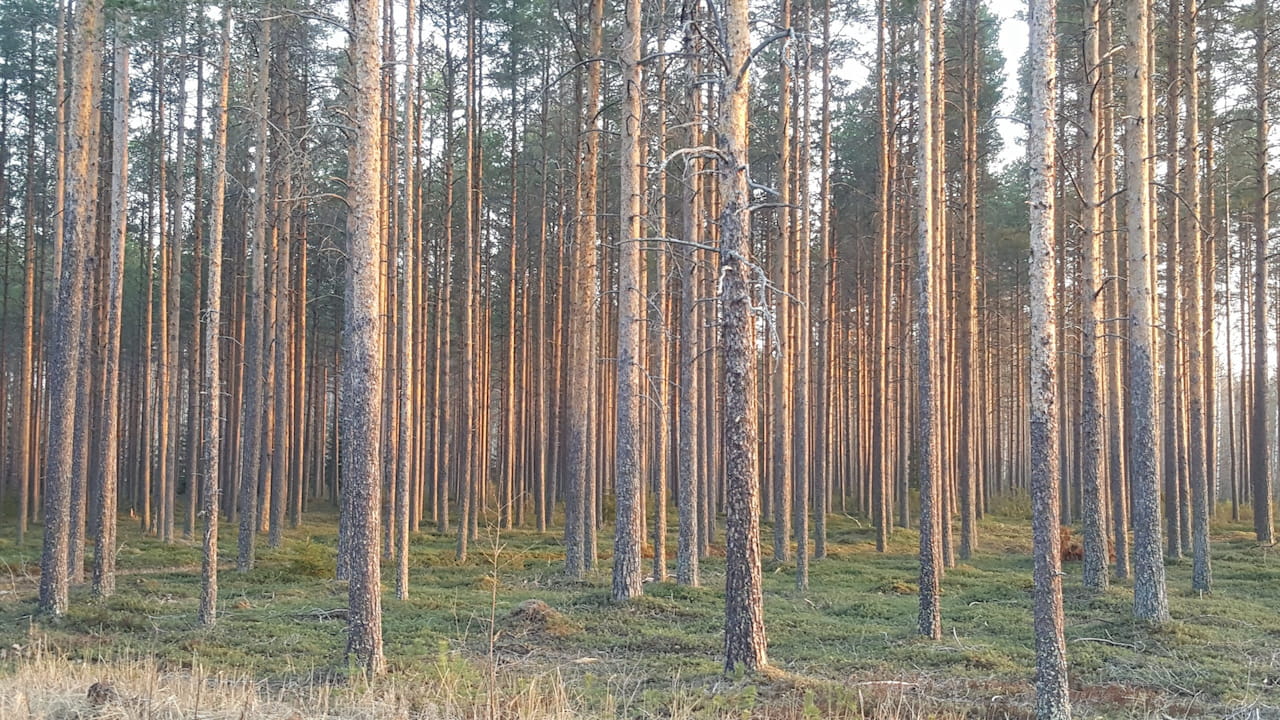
[342,0,387,676]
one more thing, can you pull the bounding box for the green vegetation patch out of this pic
[1,510,1277,717]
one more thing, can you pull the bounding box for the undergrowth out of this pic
[0,503,1276,718]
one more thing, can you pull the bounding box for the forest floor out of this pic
[0,501,1277,719]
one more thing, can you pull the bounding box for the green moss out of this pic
[1,509,1276,716]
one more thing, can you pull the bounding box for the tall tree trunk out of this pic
[1161,3,1183,560]
[1124,0,1171,623]
[771,0,793,566]
[456,0,480,563]
[15,23,41,546]
[1079,0,1108,592]
[1028,0,1072,713]
[395,0,417,601]
[956,0,980,562]
[612,0,644,602]
[238,15,272,571]
[720,0,767,672]
[187,33,207,541]
[39,0,103,617]
[564,0,604,579]
[1100,2,1129,579]
[792,3,812,592]
[343,0,387,676]
[915,0,942,641]
[166,40,187,547]
[814,0,833,561]
[676,4,701,587]
[872,0,893,552]
[200,1,232,627]
[1251,0,1273,544]
[1182,0,1211,592]
[651,18,671,581]
[94,18,129,598]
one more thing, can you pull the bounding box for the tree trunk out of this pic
[915,0,942,641]
[15,22,41,546]
[237,15,272,572]
[814,0,833,561]
[564,0,603,579]
[1079,0,1108,593]
[1161,3,1183,561]
[956,0,980,562]
[720,0,767,672]
[39,0,103,617]
[456,0,481,563]
[1251,0,1273,544]
[1124,0,1171,624]
[772,0,793,566]
[342,0,387,676]
[1182,0,1211,592]
[94,18,129,599]
[1028,0,1072,713]
[200,3,232,626]
[611,0,644,602]
[676,8,701,587]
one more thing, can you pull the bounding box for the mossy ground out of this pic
[0,501,1276,718]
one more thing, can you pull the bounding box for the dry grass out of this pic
[0,644,1002,720]
[0,641,581,720]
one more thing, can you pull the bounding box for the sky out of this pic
[827,0,1030,168]
[991,0,1029,167]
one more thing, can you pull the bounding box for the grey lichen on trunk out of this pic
[1124,0,1170,625]
[719,0,767,673]
[1028,0,1072,712]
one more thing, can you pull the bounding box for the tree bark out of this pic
[200,1,232,627]
[396,0,417,601]
[612,0,644,602]
[915,0,942,641]
[1124,0,1171,624]
[1250,0,1273,545]
[342,0,387,676]
[720,0,767,672]
[1079,0,1108,592]
[1182,0,1211,592]
[94,17,129,599]
[237,15,273,572]
[39,0,103,617]
[1028,0,1072,713]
